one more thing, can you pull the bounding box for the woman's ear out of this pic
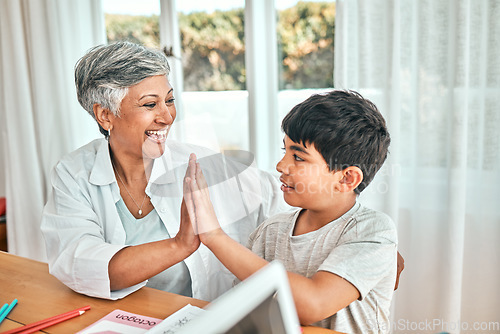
[338,166,363,193]
[93,104,114,132]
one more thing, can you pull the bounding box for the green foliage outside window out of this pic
[106,14,161,49]
[278,2,335,89]
[179,8,246,91]
[105,1,335,91]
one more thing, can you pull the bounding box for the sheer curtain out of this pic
[335,0,500,332]
[0,0,105,260]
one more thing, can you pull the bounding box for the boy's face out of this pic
[277,136,343,210]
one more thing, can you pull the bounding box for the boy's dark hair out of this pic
[281,90,390,194]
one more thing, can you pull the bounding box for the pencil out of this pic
[1,305,90,334]
[0,299,17,324]
[0,304,9,320]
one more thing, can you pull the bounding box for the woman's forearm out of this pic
[108,238,195,291]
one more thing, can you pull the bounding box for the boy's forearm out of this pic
[202,230,269,282]
[285,271,333,325]
[286,270,361,325]
[203,232,337,323]
[202,231,359,326]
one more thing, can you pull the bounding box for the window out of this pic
[104,0,160,48]
[103,0,335,171]
[177,2,246,91]
[276,0,335,90]
[176,1,248,155]
[276,0,335,124]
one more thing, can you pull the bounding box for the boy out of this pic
[184,90,397,333]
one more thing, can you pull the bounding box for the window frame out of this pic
[159,0,280,171]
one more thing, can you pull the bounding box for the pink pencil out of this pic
[1,305,90,334]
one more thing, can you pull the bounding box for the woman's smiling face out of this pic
[109,75,176,160]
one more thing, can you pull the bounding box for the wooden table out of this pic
[0,251,337,333]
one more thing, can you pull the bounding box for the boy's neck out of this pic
[294,194,358,236]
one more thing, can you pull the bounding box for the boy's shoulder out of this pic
[345,204,398,243]
[263,209,299,226]
[250,204,397,245]
[251,210,299,238]
[355,204,394,223]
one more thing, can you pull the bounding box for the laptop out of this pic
[162,261,301,334]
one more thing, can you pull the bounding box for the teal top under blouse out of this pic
[116,198,192,297]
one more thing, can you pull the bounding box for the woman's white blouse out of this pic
[41,138,287,301]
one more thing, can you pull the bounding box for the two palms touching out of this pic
[181,153,222,248]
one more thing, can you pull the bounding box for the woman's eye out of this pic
[143,103,156,108]
[166,98,175,105]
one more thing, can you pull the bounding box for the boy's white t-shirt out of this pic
[247,202,398,333]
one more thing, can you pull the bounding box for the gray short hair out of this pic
[75,41,170,137]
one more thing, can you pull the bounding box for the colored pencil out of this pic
[1,305,90,334]
[0,299,17,324]
[0,304,8,320]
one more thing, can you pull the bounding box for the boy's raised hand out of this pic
[183,153,224,245]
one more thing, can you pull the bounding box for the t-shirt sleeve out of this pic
[318,212,398,300]
[246,220,265,255]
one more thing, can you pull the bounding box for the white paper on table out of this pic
[145,304,205,334]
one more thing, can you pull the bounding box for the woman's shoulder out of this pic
[55,138,106,175]
[59,138,104,159]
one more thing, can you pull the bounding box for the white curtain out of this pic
[0,0,105,261]
[335,0,500,332]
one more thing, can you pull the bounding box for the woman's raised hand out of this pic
[183,153,224,246]
[174,198,200,255]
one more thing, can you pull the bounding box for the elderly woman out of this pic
[40,42,287,300]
